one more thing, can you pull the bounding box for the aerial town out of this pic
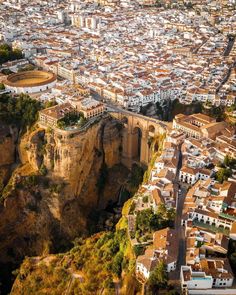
[0,0,236,294]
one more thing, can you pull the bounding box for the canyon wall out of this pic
[0,117,125,267]
[0,124,18,189]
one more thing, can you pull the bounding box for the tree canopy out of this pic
[148,261,168,290]
[0,43,23,64]
[135,206,175,242]
[0,93,42,130]
[216,155,236,183]
[216,168,232,183]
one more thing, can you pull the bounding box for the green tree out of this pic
[0,43,23,64]
[0,49,9,64]
[224,155,231,167]
[223,155,236,170]
[136,208,153,233]
[148,262,167,289]
[166,207,176,223]
[57,120,66,129]
[204,105,225,121]
[135,206,174,239]
[39,164,47,176]
[0,44,11,51]
[216,168,232,183]
[44,100,57,109]
[227,104,236,112]
[18,64,35,72]
[112,251,124,277]
[0,93,42,131]
[133,245,145,257]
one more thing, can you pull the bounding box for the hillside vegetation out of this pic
[0,93,42,130]
[12,228,140,295]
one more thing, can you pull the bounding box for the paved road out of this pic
[176,187,187,268]
[169,146,187,284]
[224,36,235,56]
[169,185,187,284]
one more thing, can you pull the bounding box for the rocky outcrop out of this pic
[0,116,126,267]
[0,116,135,295]
[0,124,18,191]
[10,191,139,295]
[33,117,123,207]
[24,128,45,171]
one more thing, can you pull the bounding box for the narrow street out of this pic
[176,186,187,271]
[224,36,235,56]
[169,145,187,284]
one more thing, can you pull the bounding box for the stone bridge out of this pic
[109,109,168,167]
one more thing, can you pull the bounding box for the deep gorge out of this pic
[0,116,138,294]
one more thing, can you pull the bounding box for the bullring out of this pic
[4,70,57,94]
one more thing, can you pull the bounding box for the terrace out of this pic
[193,220,230,236]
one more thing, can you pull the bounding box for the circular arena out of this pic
[4,70,57,94]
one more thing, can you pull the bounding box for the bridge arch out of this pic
[109,111,167,167]
[132,126,143,162]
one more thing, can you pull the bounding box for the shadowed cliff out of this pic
[0,116,130,294]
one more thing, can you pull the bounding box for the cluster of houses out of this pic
[1,0,236,292]
[180,178,236,294]
[176,113,236,186]
[129,129,182,280]
[128,112,236,293]
[136,228,178,281]
[1,1,236,111]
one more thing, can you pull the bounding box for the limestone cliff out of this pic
[0,116,128,293]
[0,124,18,191]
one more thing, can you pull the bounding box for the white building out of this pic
[179,166,212,185]
[181,259,234,293]
[188,208,233,231]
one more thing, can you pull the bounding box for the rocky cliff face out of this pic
[0,116,127,293]
[37,117,123,207]
[0,124,18,191]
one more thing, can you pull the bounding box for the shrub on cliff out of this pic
[39,164,47,176]
[128,164,144,191]
[112,251,124,277]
